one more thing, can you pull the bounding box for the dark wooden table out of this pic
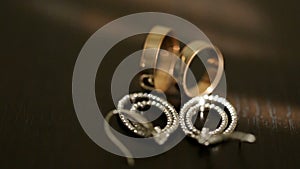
[1,0,299,169]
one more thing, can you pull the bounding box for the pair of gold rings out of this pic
[139,25,224,97]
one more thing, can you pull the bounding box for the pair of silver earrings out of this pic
[114,93,255,144]
[105,93,255,165]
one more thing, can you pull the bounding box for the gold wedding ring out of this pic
[140,26,180,92]
[179,41,224,97]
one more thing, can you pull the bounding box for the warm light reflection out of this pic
[26,0,278,59]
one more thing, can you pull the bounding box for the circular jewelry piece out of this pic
[184,103,228,137]
[179,95,237,144]
[140,25,180,92]
[203,95,237,134]
[117,93,179,144]
[179,41,224,97]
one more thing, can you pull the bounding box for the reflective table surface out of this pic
[1,0,299,169]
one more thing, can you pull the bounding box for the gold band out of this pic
[140,26,180,92]
[179,40,224,97]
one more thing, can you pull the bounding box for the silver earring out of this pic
[105,93,179,165]
[117,93,179,144]
[179,94,256,146]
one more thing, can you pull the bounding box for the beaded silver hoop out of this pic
[184,102,229,137]
[117,93,179,145]
[179,94,255,145]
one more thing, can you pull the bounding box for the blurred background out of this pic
[1,0,300,169]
